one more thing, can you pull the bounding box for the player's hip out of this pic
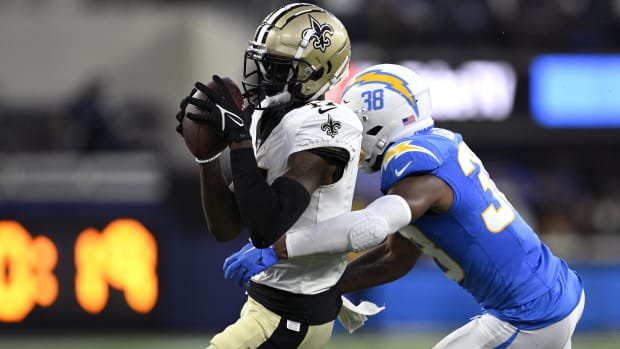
[487,269,584,330]
[434,291,584,349]
[209,296,334,349]
[246,281,342,325]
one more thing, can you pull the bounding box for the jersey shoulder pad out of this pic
[379,137,444,193]
[281,101,362,156]
[382,136,443,175]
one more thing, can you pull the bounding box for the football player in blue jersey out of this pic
[223,63,585,348]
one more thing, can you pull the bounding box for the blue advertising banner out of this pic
[530,54,620,128]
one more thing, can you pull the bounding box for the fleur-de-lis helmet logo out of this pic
[321,114,342,138]
[302,15,334,53]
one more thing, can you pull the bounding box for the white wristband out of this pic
[195,152,222,164]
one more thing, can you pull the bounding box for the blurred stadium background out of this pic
[1,0,620,348]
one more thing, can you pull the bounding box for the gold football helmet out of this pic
[243,3,351,109]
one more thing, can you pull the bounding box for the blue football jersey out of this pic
[381,128,583,330]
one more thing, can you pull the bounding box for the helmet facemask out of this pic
[243,43,321,110]
[357,113,396,173]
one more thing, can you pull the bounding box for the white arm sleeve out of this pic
[286,195,412,258]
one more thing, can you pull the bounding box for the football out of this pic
[182,77,244,161]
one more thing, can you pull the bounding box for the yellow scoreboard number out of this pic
[0,219,158,323]
[0,221,58,322]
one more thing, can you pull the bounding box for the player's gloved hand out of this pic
[223,242,278,287]
[174,86,198,136]
[191,75,252,143]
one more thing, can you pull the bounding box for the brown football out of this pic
[182,77,244,161]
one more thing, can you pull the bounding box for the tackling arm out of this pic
[223,173,454,287]
[281,195,412,258]
[335,174,452,293]
[337,233,421,294]
[278,173,451,258]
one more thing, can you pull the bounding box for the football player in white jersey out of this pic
[175,3,362,348]
[223,64,585,348]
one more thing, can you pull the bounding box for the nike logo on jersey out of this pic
[395,160,412,177]
[318,106,337,114]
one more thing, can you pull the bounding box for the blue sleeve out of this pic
[380,138,444,193]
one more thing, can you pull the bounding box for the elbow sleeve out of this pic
[349,195,412,251]
[364,195,412,234]
[286,194,412,257]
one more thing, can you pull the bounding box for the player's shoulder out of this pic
[382,128,462,172]
[284,101,361,128]
[275,100,362,155]
[429,127,460,142]
[279,100,362,144]
[416,128,461,152]
[379,128,462,192]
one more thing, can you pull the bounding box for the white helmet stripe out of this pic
[256,2,309,43]
[294,29,313,59]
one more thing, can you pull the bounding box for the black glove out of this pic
[174,86,197,136]
[188,75,252,143]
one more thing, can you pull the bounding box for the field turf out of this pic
[0,332,618,349]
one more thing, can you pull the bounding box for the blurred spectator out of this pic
[55,76,120,151]
[48,75,161,152]
[592,196,620,234]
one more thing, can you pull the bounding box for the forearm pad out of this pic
[231,148,310,248]
[286,195,412,258]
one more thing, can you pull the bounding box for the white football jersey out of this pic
[249,101,362,294]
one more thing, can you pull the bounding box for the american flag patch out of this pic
[401,114,416,125]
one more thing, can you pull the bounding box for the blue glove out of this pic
[223,242,279,287]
